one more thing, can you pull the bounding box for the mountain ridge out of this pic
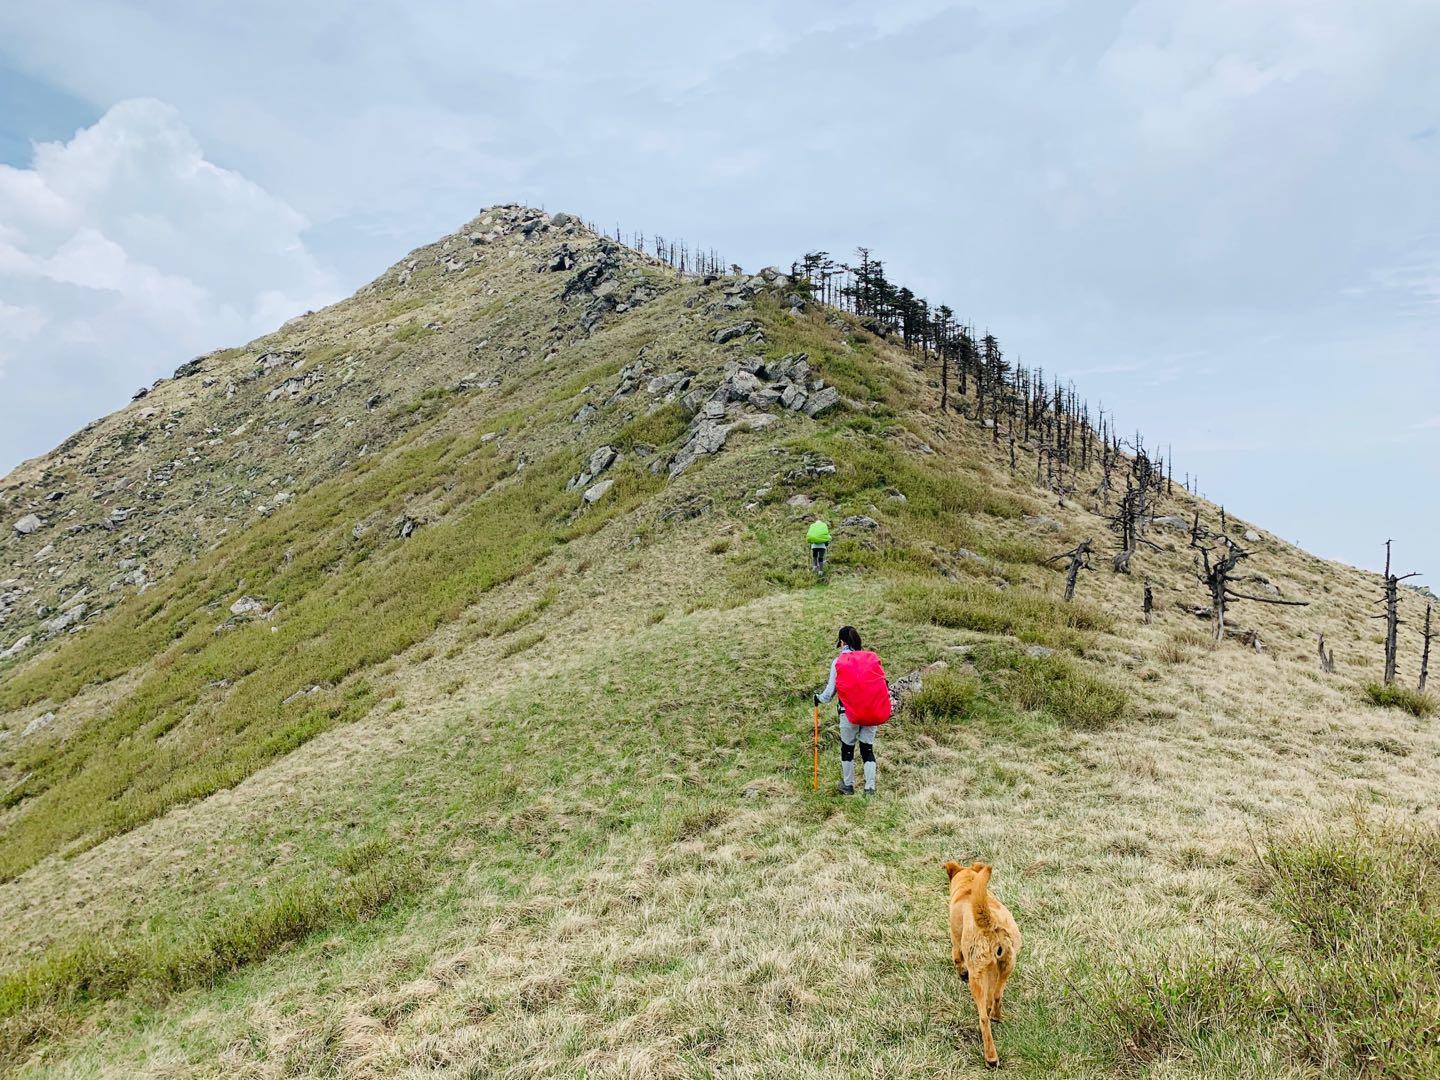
[1,204,1436,1077]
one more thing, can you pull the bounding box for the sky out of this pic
[0,0,1435,576]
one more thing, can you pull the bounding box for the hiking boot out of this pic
[863,787,876,798]
[836,782,855,796]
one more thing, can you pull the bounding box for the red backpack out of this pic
[835,650,892,726]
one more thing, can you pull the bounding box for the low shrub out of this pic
[977,646,1131,730]
[895,580,1112,653]
[906,672,980,725]
[1364,681,1436,717]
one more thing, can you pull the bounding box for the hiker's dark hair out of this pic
[837,625,862,650]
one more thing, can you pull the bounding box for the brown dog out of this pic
[945,860,1021,1068]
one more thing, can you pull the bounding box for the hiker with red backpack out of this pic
[814,625,891,796]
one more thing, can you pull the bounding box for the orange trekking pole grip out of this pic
[812,702,820,791]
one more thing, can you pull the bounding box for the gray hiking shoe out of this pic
[863,787,876,798]
[836,782,855,796]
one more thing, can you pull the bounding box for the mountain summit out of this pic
[1,206,1435,1076]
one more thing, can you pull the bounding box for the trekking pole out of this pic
[812,702,820,792]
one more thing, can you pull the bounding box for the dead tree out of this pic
[1143,580,1154,625]
[1373,540,1419,685]
[1048,540,1094,602]
[1420,603,1432,694]
[1196,538,1309,642]
[1317,633,1335,674]
[1107,479,1160,573]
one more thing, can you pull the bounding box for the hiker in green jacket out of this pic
[807,519,831,575]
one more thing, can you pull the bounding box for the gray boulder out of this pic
[669,419,733,477]
[725,371,763,399]
[22,712,54,737]
[713,321,757,344]
[802,387,841,417]
[588,445,618,477]
[842,515,878,529]
[43,604,86,634]
[647,372,690,395]
[749,388,783,408]
[781,385,808,411]
[583,478,615,503]
[230,595,266,616]
[2,635,31,659]
[13,514,41,536]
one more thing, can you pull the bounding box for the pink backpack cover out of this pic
[835,650,892,726]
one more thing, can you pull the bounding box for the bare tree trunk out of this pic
[1049,541,1093,602]
[1143,580,1154,625]
[1317,633,1335,674]
[1421,603,1433,694]
[1373,541,1417,685]
[1384,577,1400,685]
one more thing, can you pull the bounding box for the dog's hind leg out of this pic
[970,976,998,1068]
[992,966,1009,1021]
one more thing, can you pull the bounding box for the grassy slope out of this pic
[1,227,1437,1077]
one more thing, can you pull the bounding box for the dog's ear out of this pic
[944,860,962,879]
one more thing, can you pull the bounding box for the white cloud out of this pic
[0,98,338,467]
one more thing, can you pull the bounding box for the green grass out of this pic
[499,629,546,658]
[1093,816,1440,1078]
[793,430,1030,525]
[0,427,662,881]
[1364,681,1437,717]
[974,645,1133,730]
[904,671,981,736]
[894,578,1113,653]
[0,852,420,1063]
[615,402,688,451]
[392,321,436,344]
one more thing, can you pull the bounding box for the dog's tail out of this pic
[970,862,994,929]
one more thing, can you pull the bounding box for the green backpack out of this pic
[806,520,831,545]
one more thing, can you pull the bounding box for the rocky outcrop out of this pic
[569,445,619,491]
[714,321,759,344]
[43,603,86,634]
